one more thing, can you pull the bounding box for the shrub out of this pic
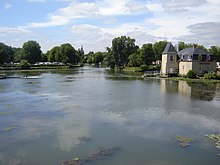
[140,64,149,71]
[19,60,30,70]
[204,72,220,80]
[186,70,197,79]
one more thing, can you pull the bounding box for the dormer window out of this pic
[207,55,210,61]
[188,55,192,61]
[199,54,202,61]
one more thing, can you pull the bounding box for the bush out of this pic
[204,72,220,80]
[186,70,197,79]
[140,64,149,71]
[19,60,30,70]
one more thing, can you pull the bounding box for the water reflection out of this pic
[161,79,218,101]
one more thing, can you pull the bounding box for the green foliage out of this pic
[209,46,220,61]
[111,36,137,67]
[140,64,149,71]
[153,41,168,60]
[141,43,155,65]
[0,42,14,64]
[22,40,42,64]
[204,72,220,80]
[104,48,115,69]
[19,60,30,70]
[178,41,207,51]
[186,70,197,79]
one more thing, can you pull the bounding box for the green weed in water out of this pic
[175,135,193,148]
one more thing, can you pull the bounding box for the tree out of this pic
[153,41,168,60]
[111,36,137,67]
[141,43,155,65]
[13,47,23,62]
[60,43,79,64]
[128,48,142,67]
[22,40,42,64]
[94,52,104,64]
[209,46,220,61]
[0,43,13,64]
[47,46,61,62]
[104,47,115,69]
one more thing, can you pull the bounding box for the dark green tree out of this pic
[94,52,104,64]
[22,40,42,64]
[141,43,155,65]
[128,48,142,67]
[111,36,137,67]
[153,41,168,60]
[209,46,220,61]
[0,43,14,64]
[13,47,23,62]
[104,47,115,69]
[60,43,79,64]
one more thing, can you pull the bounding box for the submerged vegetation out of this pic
[62,146,121,165]
[206,134,220,156]
[175,136,193,148]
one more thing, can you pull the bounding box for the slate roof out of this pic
[177,47,210,56]
[162,42,177,54]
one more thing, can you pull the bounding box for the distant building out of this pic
[161,43,217,76]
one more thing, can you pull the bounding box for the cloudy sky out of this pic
[0,0,220,52]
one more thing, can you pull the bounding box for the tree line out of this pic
[1,37,220,69]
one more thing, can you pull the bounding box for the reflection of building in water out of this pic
[160,79,179,94]
[160,79,216,101]
[178,81,191,97]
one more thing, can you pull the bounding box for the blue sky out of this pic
[0,0,220,53]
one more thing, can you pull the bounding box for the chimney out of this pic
[176,42,179,52]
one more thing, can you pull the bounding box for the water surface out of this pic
[0,67,220,165]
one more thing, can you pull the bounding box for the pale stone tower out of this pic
[160,42,179,76]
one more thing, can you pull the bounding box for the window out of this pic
[170,55,174,61]
[188,55,192,60]
[199,54,202,61]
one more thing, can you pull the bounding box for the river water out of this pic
[0,67,220,165]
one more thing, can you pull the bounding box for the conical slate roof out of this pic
[162,42,177,54]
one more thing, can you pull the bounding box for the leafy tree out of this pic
[128,48,142,67]
[86,51,95,64]
[13,47,23,62]
[47,46,61,62]
[0,43,14,64]
[141,43,155,65]
[19,59,30,69]
[111,36,137,67]
[153,41,168,60]
[209,46,220,61]
[60,43,79,64]
[104,47,115,69]
[94,52,104,64]
[178,41,206,51]
[22,40,42,64]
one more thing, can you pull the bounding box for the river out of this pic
[0,67,220,165]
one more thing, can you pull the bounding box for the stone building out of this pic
[161,43,217,76]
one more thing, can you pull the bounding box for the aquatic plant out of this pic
[175,135,193,148]
[206,134,220,156]
[1,127,16,132]
[62,146,121,165]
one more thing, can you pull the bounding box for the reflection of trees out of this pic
[187,82,216,101]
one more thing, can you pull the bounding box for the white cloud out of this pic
[178,22,220,47]
[4,3,12,9]
[0,26,32,35]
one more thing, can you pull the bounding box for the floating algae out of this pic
[175,136,192,148]
[206,134,220,156]
[1,127,16,132]
[62,146,121,165]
